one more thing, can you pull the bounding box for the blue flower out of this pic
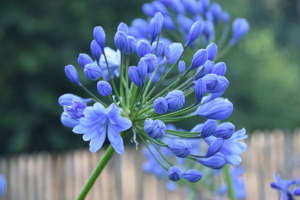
[206,43,217,61]
[196,153,227,169]
[63,99,87,119]
[61,112,80,128]
[210,2,222,24]
[129,66,143,88]
[151,41,164,57]
[186,21,203,46]
[182,0,197,16]
[271,173,296,200]
[212,62,227,76]
[0,175,6,198]
[152,1,170,16]
[73,103,132,154]
[99,47,120,81]
[213,122,235,139]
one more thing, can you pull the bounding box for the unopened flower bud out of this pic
[164,46,171,61]
[58,94,92,107]
[208,76,228,94]
[78,54,93,69]
[212,62,226,76]
[65,65,80,86]
[136,40,152,58]
[150,16,163,43]
[206,43,217,61]
[117,22,128,34]
[153,97,168,114]
[186,21,203,46]
[124,36,137,55]
[84,63,101,81]
[167,43,184,65]
[163,15,176,30]
[189,49,208,70]
[178,61,185,76]
[202,74,219,91]
[155,12,164,24]
[169,140,192,158]
[142,3,156,17]
[177,14,194,33]
[183,169,203,182]
[294,188,300,196]
[214,122,235,139]
[195,60,214,80]
[222,11,230,24]
[166,90,185,111]
[93,26,105,51]
[128,66,142,88]
[151,41,164,57]
[97,81,112,96]
[210,2,222,24]
[144,118,166,139]
[114,31,128,52]
[201,119,217,138]
[182,0,197,16]
[196,153,227,169]
[195,79,206,104]
[203,137,224,158]
[141,53,158,73]
[231,18,250,45]
[168,166,182,181]
[152,1,170,15]
[90,40,102,62]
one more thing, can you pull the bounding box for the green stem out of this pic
[120,52,125,107]
[224,164,237,200]
[214,43,232,62]
[80,85,107,107]
[76,130,130,200]
[125,55,130,108]
[217,24,230,50]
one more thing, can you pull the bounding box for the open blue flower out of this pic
[73,103,132,154]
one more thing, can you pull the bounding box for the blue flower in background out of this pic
[73,103,132,153]
[0,175,6,198]
[271,173,296,200]
[99,47,121,81]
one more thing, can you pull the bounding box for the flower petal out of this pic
[89,127,106,153]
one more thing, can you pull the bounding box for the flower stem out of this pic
[224,164,237,200]
[76,130,130,200]
[80,85,107,107]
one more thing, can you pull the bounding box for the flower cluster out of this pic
[59,1,248,184]
[271,173,300,200]
[0,175,6,198]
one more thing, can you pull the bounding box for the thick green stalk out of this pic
[76,130,130,200]
[224,164,237,200]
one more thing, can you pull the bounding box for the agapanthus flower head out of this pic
[166,90,185,111]
[90,40,102,61]
[93,26,105,51]
[231,18,250,45]
[169,140,192,158]
[183,169,203,183]
[206,43,217,61]
[189,49,208,70]
[168,166,182,181]
[97,81,112,96]
[153,97,168,114]
[65,65,80,86]
[117,22,129,34]
[124,36,137,55]
[144,118,166,139]
[84,63,102,81]
[78,53,93,69]
[141,53,158,73]
[142,3,156,17]
[186,21,203,46]
[136,40,152,58]
[73,103,132,153]
[210,76,229,94]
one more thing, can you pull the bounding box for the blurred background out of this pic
[0,0,300,156]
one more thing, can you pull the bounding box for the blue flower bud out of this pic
[90,40,102,62]
[163,15,176,30]
[201,119,217,138]
[194,15,204,23]
[212,62,226,76]
[294,188,300,196]
[183,169,203,182]
[177,14,194,33]
[114,31,128,52]
[124,36,137,55]
[93,26,105,51]
[202,74,219,91]
[63,99,87,119]
[168,43,184,65]
[196,153,227,169]
[182,0,197,15]
[144,118,166,139]
[136,40,152,58]
[152,1,170,15]
[210,2,222,24]
[150,16,163,43]
[203,137,224,158]
[168,166,182,181]
[141,53,158,73]
[169,140,192,158]
[231,18,250,45]
[153,97,168,114]
[189,49,208,70]
[222,11,230,24]
[0,174,6,197]
[209,76,228,93]
[195,60,214,80]
[130,19,149,38]
[65,65,80,86]
[178,61,185,76]
[213,122,235,139]
[195,79,206,104]
[206,43,217,61]
[138,60,148,82]
[198,0,210,15]
[205,11,214,22]
[166,90,185,112]
[129,66,142,88]
[97,81,112,96]
[78,53,93,69]
[84,63,102,81]
[155,12,164,24]
[164,46,171,61]
[151,41,164,57]
[142,3,156,16]
[58,94,93,107]
[117,22,128,34]
[192,98,233,120]
[186,21,203,46]
[170,0,185,14]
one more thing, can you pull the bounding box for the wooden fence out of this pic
[1,129,300,200]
